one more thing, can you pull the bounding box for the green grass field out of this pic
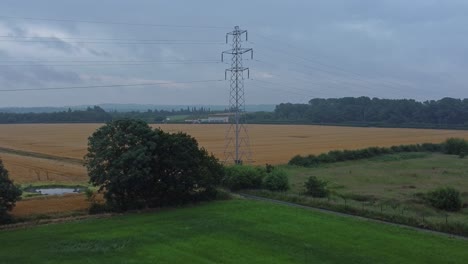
[279,153,468,224]
[1,199,467,264]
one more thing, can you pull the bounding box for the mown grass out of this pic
[1,199,467,264]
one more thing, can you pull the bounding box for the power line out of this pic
[0,59,218,63]
[254,34,426,94]
[250,56,402,98]
[0,15,229,29]
[252,56,409,98]
[0,39,224,45]
[0,35,219,42]
[0,61,221,67]
[0,79,224,92]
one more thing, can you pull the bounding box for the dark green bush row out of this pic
[222,165,289,191]
[289,138,467,167]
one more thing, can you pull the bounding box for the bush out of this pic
[443,138,468,155]
[222,165,266,191]
[421,143,443,152]
[263,170,289,191]
[288,141,448,168]
[426,187,462,212]
[304,176,329,198]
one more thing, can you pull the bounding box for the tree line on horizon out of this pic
[3,97,468,128]
[0,106,216,124]
[267,97,468,128]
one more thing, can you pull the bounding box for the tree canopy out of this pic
[0,159,22,223]
[270,97,468,127]
[85,119,223,211]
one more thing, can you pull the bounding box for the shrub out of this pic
[263,170,289,191]
[265,163,275,173]
[288,141,449,168]
[288,155,308,166]
[421,143,443,152]
[426,187,462,212]
[222,165,266,191]
[304,176,329,198]
[443,138,468,155]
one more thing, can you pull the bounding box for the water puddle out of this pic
[26,187,84,196]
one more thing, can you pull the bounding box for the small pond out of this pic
[25,187,85,196]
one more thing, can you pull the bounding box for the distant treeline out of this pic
[0,106,215,124]
[5,97,468,127]
[289,138,468,167]
[0,106,112,123]
[247,97,468,129]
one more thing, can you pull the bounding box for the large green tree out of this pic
[0,159,22,223]
[85,119,223,211]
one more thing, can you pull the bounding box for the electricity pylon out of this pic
[221,26,253,165]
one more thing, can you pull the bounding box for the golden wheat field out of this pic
[2,123,468,165]
[3,123,468,217]
[0,153,87,184]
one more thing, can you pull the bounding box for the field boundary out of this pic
[238,193,468,240]
[0,213,114,231]
[0,147,84,165]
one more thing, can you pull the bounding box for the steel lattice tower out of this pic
[221,26,253,165]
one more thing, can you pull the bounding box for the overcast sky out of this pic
[0,0,467,107]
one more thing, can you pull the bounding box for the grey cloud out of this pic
[0,0,467,106]
[0,65,83,87]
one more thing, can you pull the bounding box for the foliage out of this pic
[263,170,289,191]
[265,163,275,173]
[0,105,216,124]
[150,130,224,206]
[0,106,112,124]
[443,138,468,155]
[84,119,223,211]
[222,165,266,191]
[304,176,329,197]
[270,97,468,128]
[426,187,462,212]
[0,159,22,224]
[288,140,460,167]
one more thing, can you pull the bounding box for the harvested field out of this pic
[11,194,89,218]
[0,152,87,184]
[2,124,468,165]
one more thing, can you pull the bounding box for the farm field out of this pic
[249,152,468,227]
[1,199,467,264]
[2,123,468,165]
[12,194,89,218]
[0,152,87,184]
[3,124,468,219]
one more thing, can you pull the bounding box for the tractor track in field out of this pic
[238,193,468,241]
[0,146,84,165]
